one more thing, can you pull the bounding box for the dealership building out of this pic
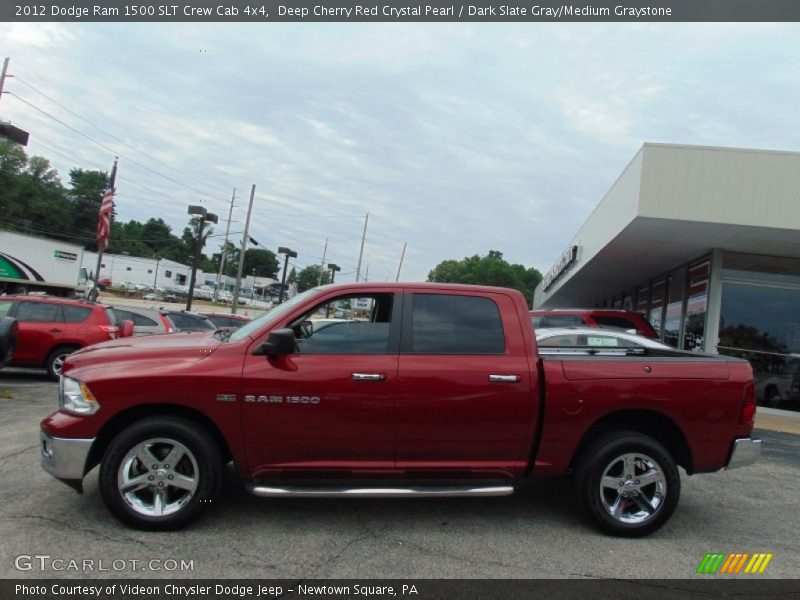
[533,143,800,412]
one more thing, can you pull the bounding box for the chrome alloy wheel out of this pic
[117,438,199,517]
[599,452,666,524]
[52,353,68,377]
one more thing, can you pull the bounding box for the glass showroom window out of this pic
[649,279,667,339]
[683,261,709,352]
[663,268,686,348]
[718,279,800,412]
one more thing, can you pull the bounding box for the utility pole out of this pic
[214,188,236,303]
[0,58,10,103]
[355,212,369,282]
[317,238,328,286]
[396,242,407,282]
[153,257,160,290]
[232,184,256,314]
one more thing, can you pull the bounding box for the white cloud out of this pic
[1,23,799,281]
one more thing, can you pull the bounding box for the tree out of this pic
[243,248,279,279]
[68,169,108,242]
[295,265,331,292]
[428,250,543,306]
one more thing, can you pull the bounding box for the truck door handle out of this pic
[489,374,521,383]
[352,373,386,382]
[49,328,63,333]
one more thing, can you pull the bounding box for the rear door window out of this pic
[15,301,63,323]
[62,305,92,323]
[406,294,505,354]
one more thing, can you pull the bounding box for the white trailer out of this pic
[0,231,87,297]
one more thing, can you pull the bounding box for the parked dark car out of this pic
[157,309,216,333]
[199,312,251,329]
[113,306,172,336]
[0,296,132,379]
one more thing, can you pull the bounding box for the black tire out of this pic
[572,431,680,537]
[99,416,222,530]
[765,387,783,408]
[45,345,81,381]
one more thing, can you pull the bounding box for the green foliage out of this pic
[244,248,279,279]
[295,264,331,292]
[0,141,222,270]
[428,250,543,306]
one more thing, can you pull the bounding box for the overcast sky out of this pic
[1,23,799,282]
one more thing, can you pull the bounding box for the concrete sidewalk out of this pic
[756,407,800,435]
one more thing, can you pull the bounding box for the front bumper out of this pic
[40,430,94,492]
[726,437,762,470]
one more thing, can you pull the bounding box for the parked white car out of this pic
[535,327,671,352]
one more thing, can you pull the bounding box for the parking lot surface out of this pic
[1,369,798,579]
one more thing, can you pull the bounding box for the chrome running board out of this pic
[246,484,514,498]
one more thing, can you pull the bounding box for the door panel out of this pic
[240,291,401,477]
[12,302,64,364]
[394,292,536,477]
[241,354,398,474]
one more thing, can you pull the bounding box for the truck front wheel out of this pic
[573,431,680,537]
[99,417,222,530]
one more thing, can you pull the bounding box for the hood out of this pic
[64,331,223,376]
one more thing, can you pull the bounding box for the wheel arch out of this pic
[86,404,233,475]
[570,409,693,475]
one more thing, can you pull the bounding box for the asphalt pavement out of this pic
[1,368,798,579]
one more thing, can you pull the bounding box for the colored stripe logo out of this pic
[697,553,773,574]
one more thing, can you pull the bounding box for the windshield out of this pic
[228,289,321,342]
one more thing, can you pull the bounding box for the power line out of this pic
[8,91,227,208]
[12,74,232,197]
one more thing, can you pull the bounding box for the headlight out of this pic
[59,376,100,415]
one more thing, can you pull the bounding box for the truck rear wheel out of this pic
[573,431,680,537]
[99,417,222,530]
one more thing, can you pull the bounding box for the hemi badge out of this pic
[216,394,237,402]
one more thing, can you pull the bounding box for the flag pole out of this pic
[89,157,118,301]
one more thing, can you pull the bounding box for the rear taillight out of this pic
[98,325,118,339]
[740,380,756,426]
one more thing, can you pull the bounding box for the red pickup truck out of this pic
[40,283,761,536]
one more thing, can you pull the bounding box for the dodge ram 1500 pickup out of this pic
[40,283,761,536]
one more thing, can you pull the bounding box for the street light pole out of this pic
[328,263,340,283]
[277,246,297,304]
[325,264,340,318]
[186,205,218,312]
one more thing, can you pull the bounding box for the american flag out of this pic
[96,159,117,252]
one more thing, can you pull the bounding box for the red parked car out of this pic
[0,296,130,380]
[40,283,759,536]
[531,308,659,339]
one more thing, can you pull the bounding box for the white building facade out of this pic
[534,143,800,412]
[82,252,198,290]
